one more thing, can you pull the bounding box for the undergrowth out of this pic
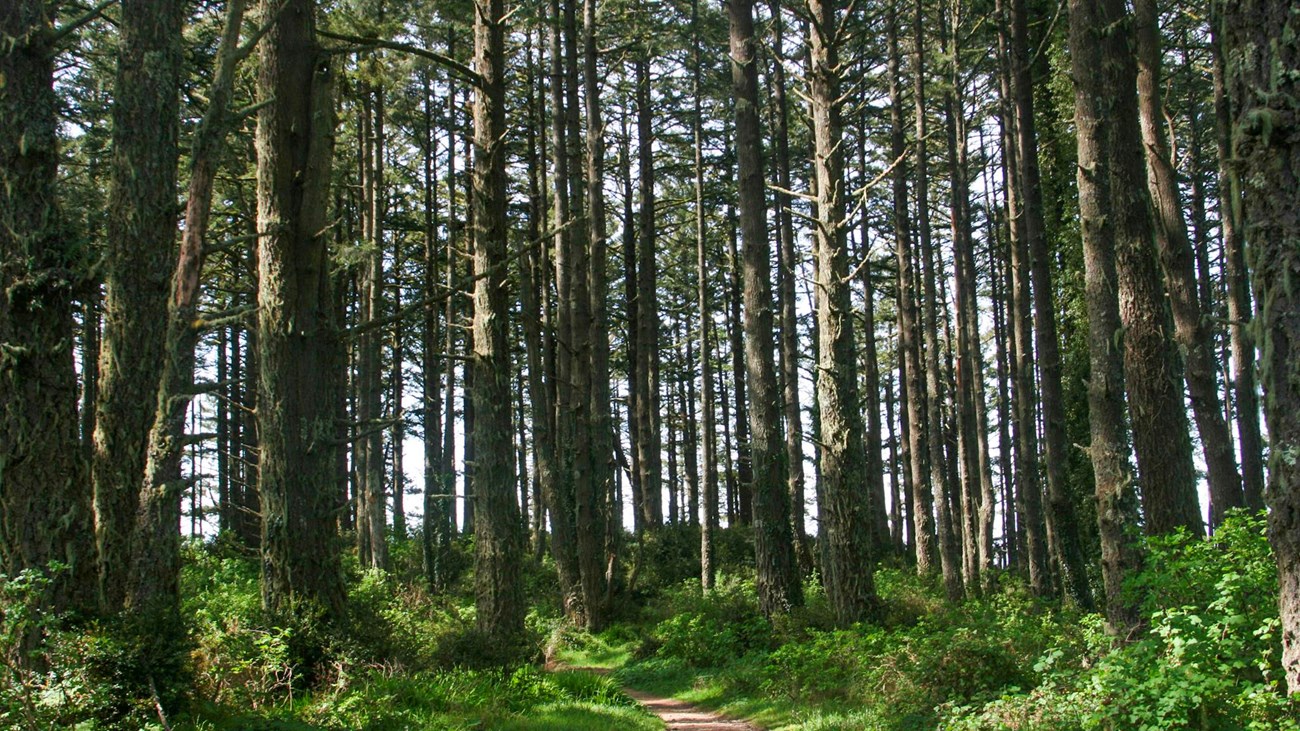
[609,511,1297,731]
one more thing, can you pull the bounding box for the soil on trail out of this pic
[622,687,760,730]
[550,664,760,730]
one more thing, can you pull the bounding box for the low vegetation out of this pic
[2,514,1294,730]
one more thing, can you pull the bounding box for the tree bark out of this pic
[1220,0,1300,693]
[92,0,183,613]
[1133,0,1243,526]
[471,0,525,643]
[1067,0,1144,638]
[254,0,347,618]
[727,0,802,616]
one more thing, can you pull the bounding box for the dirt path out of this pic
[622,687,760,730]
[550,665,760,730]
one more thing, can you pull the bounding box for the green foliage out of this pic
[1080,512,1294,730]
[641,578,773,668]
[1,566,189,730]
[941,512,1298,731]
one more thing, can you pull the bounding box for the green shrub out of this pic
[1085,512,1295,730]
[645,578,773,667]
[940,512,1299,731]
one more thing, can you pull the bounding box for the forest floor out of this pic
[554,665,760,730]
[622,686,759,730]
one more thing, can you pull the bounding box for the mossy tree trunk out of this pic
[1221,0,1300,694]
[254,0,347,619]
[470,0,525,642]
[0,0,98,626]
[92,0,182,613]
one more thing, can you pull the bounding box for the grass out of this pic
[551,623,639,670]
[178,667,661,730]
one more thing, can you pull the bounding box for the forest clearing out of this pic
[1,0,1298,728]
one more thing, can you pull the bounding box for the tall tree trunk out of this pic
[581,0,613,628]
[942,2,989,596]
[358,83,389,570]
[471,0,524,643]
[1210,12,1265,511]
[391,259,406,538]
[856,167,889,558]
[545,0,584,618]
[809,0,879,624]
[1133,0,1242,526]
[914,0,963,601]
[255,0,347,618]
[1067,0,1144,638]
[766,0,807,555]
[130,0,250,619]
[1103,0,1202,539]
[727,0,802,616]
[1221,0,1300,693]
[1006,0,1091,606]
[726,193,753,527]
[998,11,1049,594]
[634,57,663,531]
[92,0,183,613]
[0,0,99,624]
[888,0,936,575]
[693,0,719,591]
[420,71,450,592]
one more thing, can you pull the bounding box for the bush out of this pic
[940,511,1299,731]
[1085,512,1295,730]
[644,578,773,667]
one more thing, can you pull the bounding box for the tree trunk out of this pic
[888,0,936,575]
[358,83,388,570]
[1103,0,1202,539]
[914,0,963,601]
[692,0,719,591]
[1067,0,1144,638]
[92,0,183,613]
[420,70,450,593]
[765,0,807,557]
[634,57,663,531]
[544,0,584,618]
[942,1,991,596]
[727,0,802,616]
[1133,0,1243,526]
[1211,9,1266,512]
[129,0,249,619]
[582,0,613,628]
[0,0,99,624]
[1006,0,1091,606]
[254,0,347,618]
[1220,0,1300,693]
[471,0,524,643]
[808,0,879,624]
